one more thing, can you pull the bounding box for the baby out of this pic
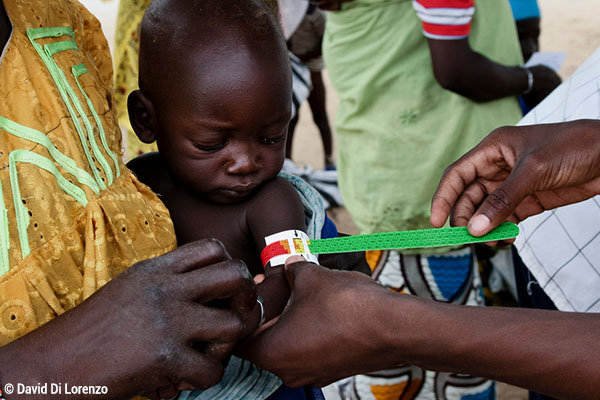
[127,0,314,340]
[126,2,343,398]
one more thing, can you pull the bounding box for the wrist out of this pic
[522,67,534,94]
[0,333,57,399]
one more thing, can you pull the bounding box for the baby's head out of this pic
[129,0,291,204]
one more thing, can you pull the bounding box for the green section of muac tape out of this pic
[308,222,519,254]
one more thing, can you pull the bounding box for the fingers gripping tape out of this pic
[261,230,318,268]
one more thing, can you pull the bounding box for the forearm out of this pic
[0,307,117,399]
[243,258,598,397]
[0,335,58,400]
[427,39,528,102]
[380,295,600,399]
[444,53,526,102]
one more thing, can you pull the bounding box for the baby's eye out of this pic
[258,134,285,145]
[193,141,226,152]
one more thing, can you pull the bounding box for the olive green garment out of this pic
[323,0,523,233]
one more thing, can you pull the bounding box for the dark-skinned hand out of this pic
[0,240,256,400]
[430,120,600,237]
[239,257,396,388]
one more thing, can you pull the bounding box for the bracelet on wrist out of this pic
[523,67,534,94]
[256,295,266,326]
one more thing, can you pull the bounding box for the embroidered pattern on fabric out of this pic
[9,150,89,259]
[27,27,113,190]
[72,63,121,181]
[0,27,117,275]
[0,176,9,276]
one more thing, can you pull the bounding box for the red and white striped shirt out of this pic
[412,0,475,40]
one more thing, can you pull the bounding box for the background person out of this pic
[508,0,541,63]
[287,4,335,170]
[316,0,560,397]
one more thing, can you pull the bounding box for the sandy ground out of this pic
[80,0,600,398]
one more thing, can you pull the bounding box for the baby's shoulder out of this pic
[251,176,301,206]
[245,176,305,234]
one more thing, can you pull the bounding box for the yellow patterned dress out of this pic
[0,0,176,346]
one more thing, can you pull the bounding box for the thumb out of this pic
[469,170,529,236]
[283,256,305,289]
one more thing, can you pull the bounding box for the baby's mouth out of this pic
[219,184,257,199]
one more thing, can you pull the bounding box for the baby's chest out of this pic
[170,204,263,274]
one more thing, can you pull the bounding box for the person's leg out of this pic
[307,70,334,168]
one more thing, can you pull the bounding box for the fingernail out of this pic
[469,214,490,235]
[285,256,305,268]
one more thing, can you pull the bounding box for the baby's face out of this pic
[155,44,292,204]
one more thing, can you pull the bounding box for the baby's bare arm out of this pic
[241,177,306,335]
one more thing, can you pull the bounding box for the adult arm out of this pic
[415,0,559,105]
[430,119,600,235]
[241,259,600,399]
[0,240,256,400]
[427,38,560,105]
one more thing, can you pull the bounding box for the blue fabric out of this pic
[266,385,325,400]
[461,383,496,400]
[305,386,326,400]
[518,96,532,116]
[266,385,306,400]
[508,0,540,21]
[321,215,339,239]
[426,253,472,301]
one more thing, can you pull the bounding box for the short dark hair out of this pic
[139,0,285,99]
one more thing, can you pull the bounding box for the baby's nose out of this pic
[226,149,260,175]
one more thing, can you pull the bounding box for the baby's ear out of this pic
[128,90,157,143]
